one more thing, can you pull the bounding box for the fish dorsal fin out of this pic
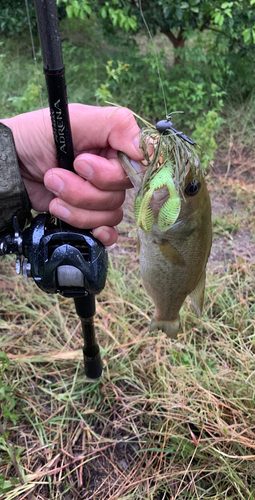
[189,270,206,317]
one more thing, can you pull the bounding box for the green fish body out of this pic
[118,141,212,338]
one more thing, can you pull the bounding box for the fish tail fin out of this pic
[189,271,206,317]
[150,317,179,339]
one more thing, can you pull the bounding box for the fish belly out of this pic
[138,226,209,338]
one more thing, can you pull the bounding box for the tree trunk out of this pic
[161,28,186,64]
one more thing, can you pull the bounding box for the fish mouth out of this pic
[164,213,198,237]
[168,220,183,230]
[158,215,191,233]
[154,219,183,234]
[152,186,169,201]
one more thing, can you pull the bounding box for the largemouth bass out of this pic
[118,123,212,338]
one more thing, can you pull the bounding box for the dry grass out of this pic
[1,105,255,499]
[2,10,255,497]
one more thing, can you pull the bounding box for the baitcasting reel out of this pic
[0,214,107,298]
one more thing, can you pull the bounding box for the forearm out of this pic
[0,122,32,234]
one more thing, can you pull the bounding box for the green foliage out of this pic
[0,0,36,36]
[120,41,227,125]
[213,214,241,238]
[0,39,42,117]
[212,0,255,48]
[0,7,252,166]
[0,349,9,372]
[7,74,41,114]
[91,0,255,56]
[58,0,137,30]
[192,109,225,164]
[93,34,227,158]
[100,1,137,31]
[94,0,210,37]
[61,40,108,105]
[0,350,18,424]
[0,0,66,36]
[0,352,21,497]
[57,0,91,20]
[95,59,130,104]
[0,473,20,494]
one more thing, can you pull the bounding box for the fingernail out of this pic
[49,201,70,221]
[92,228,111,243]
[76,161,93,180]
[133,134,140,152]
[45,174,64,195]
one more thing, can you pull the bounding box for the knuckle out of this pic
[112,207,123,225]
[107,191,125,209]
[111,107,137,134]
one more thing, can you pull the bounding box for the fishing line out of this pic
[24,0,46,115]
[138,0,168,119]
[24,0,55,173]
[137,4,212,170]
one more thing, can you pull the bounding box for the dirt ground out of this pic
[209,147,255,271]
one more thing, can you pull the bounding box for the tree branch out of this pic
[199,16,212,32]
[161,28,186,49]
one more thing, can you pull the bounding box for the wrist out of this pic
[0,117,11,127]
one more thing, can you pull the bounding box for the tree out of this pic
[59,0,255,62]
[129,0,255,55]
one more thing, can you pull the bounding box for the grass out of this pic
[1,17,255,500]
[1,161,255,498]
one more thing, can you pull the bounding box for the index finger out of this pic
[69,104,143,160]
[73,154,133,190]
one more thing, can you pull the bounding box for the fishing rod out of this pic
[0,0,108,380]
[33,0,108,379]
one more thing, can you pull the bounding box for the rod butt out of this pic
[83,345,103,380]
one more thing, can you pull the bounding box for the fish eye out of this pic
[185,179,201,196]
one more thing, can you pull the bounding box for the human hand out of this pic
[2,104,143,245]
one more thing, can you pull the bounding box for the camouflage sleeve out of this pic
[0,122,32,235]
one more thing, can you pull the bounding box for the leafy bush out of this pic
[0,0,36,36]
[95,39,226,128]
[192,109,225,165]
[1,11,253,165]
[7,75,42,114]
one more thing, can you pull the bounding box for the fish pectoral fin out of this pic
[156,241,186,267]
[189,270,206,317]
